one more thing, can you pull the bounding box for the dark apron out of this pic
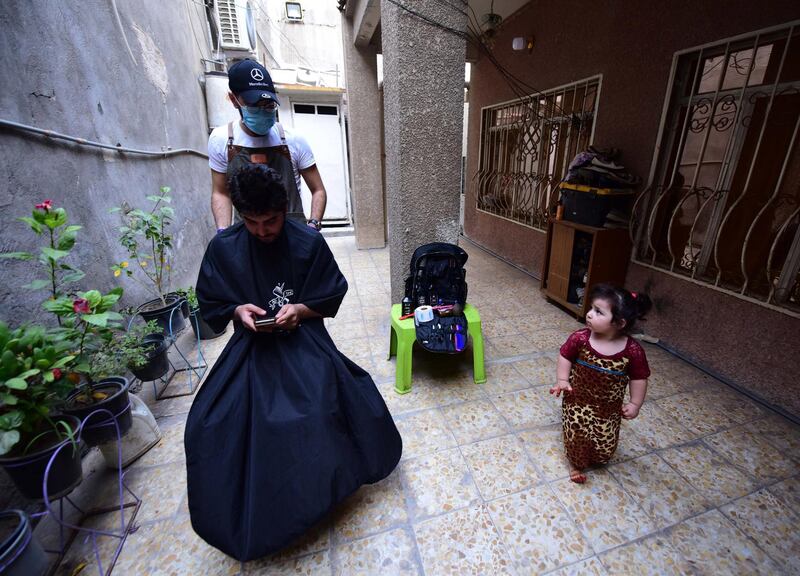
[227,122,305,222]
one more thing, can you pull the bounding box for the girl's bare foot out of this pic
[569,468,587,484]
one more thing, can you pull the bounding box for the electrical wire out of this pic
[385,0,569,118]
[0,119,208,159]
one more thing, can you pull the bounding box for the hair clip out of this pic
[630,291,638,299]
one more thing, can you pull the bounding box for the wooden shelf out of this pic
[540,219,632,318]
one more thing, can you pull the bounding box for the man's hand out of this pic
[275,303,302,330]
[549,379,573,397]
[234,303,268,332]
[621,402,641,419]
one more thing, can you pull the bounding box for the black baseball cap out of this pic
[228,59,281,106]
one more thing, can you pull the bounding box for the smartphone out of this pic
[254,316,277,331]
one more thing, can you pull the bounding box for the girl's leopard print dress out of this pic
[559,329,650,470]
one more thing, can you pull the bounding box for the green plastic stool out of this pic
[388,303,486,395]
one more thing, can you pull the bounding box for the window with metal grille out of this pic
[472,76,600,230]
[632,21,800,316]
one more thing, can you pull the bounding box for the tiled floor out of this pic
[32,236,800,575]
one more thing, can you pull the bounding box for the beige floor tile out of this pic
[131,417,186,467]
[607,428,654,464]
[518,427,571,481]
[326,319,368,342]
[513,356,558,387]
[94,461,187,524]
[552,470,656,552]
[623,403,694,450]
[332,472,408,543]
[526,327,569,352]
[609,454,708,527]
[642,372,685,400]
[698,389,769,425]
[360,357,396,383]
[480,316,518,338]
[440,399,510,444]
[377,380,439,416]
[414,504,513,575]
[660,442,759,506]
[655,392,738,436]
[669,509,779,575]
[491,386,561,430]
[599,534,693,575]
[749,415,800,456]
[423,375,487,407]
[333,527,420,576]
[505,314,550,334]
[481,361,531,395]
[487,485,593,573]
[335,337,373,362]
[487,334,543,357]
[400,448,480,520]
[113,516,241,575]
[548,556,608,576]
[704,426,800,483]
[461,434,540,500]
[768,475,800,514]
[148,392,196,419]
[394,408,457,461]
[721,489,800,574]
[244,550,330,574]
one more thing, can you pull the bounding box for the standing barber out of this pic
[209,59,326,232]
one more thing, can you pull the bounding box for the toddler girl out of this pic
[550,283,652,483]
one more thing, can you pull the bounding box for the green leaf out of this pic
[43,371,54,383]
[81,313,109,327]
[18,216,43,234]
[41,247,69,261]
[0,252,35,260]
[4,378,28,390]
[16,368,40,379]
[23,279,51,290]
[0,430,20,456]
[61,270,85,284]
[105,311,124,321]
[57,226,80,250]
[51,355,75,369]
[81,290,102,308]
[0,411,23,429]
[1,393,18,406]
[46,208,68,229]
[42,297,75,315]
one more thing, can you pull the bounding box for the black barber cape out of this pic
[185,219,402,561]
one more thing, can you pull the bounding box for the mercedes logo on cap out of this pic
[251,69,264,81]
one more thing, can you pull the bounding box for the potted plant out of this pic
[1,201,139,448]
[111,186,186,335]
[0,322,82,501]
[183,286,226,340]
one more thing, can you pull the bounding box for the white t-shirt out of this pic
[208,122,316,194]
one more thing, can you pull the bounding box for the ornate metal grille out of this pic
[632,22,800,316]
[472,77,600,231]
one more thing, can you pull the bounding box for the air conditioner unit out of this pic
[215,0,256,52]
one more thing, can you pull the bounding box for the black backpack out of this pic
[404,243,468,307]
[404,243,469,354]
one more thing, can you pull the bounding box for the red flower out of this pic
[52,368,62,380]
[35,200,53,211]
[72,298,91,314]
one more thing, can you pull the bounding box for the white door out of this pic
[290,102,350,222]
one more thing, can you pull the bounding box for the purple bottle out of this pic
[454,324,465,352]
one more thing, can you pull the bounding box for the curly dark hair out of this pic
[588,283,652,333]
[228,164,287,215]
